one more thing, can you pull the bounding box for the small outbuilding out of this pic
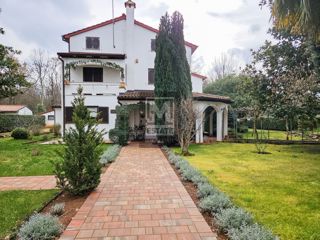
[41,110,55,127]
[0,105,33,115]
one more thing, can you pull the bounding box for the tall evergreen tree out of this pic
[170,11,192,100]
[154,11,193,145]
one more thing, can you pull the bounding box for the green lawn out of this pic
[0,137,110,176]
[0,189,59,238]
[176,143,320,240]
[0,138,63,176]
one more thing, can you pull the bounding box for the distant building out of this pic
[41,110,55,126]
[0,105,33,115]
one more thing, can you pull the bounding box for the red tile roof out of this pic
[191,72,207,80]
[0,105,26,112]
[62,14,198,54]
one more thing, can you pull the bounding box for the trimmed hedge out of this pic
[162,146,278,240]
[0,115,45,133]
[247,118,298,131]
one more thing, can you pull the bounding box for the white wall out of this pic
[68,19,193,91]
[70,21,126,54]
[42,111,55,126]
[191,76,203,93]
[17,107,33,115]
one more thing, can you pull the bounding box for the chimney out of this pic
[124,0,136,89]
[125,0,136,25]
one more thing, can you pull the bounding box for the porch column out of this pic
[195,114,203,143]
[223,108,228,137]
[209,111,214,136]
[216,109,223,141]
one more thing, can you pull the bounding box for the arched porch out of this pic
[194,101,229,143]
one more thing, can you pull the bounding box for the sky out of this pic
[0,0,272,73]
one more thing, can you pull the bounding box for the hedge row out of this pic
[162,146,278,240]
[0,115,45,133]
[246,118,298,131]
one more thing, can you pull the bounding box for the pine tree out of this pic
[54,86,104,196]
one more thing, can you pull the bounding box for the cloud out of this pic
[0,0,272,70]
[1,0,91,57]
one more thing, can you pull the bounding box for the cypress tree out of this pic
[170,11,192,100]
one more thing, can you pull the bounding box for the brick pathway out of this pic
[60,143,217,240]
[0,175,56,191]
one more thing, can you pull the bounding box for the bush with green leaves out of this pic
[18,213,63,240]
[11,127,29,139]
[197,182,218,199]
[228,223,277,240]
[100,144,121,165]
[52,124,61,137]
[109,105,129,146]
[54,87,104,196]
[199,193,233,213]
[0,114,45,133]
[215,207,253,232]
[50,203,65,216]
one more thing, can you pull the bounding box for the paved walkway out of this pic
[0,175,56,191]
[60,143,217,240]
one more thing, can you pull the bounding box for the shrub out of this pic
[54,87,104,196]
[197,182,218,199]
[52,124,61,137]
[0,115,45,133]
[215,207,253,232]
[11,127,29,139]
[228,223,277,240]
[190,174,207,186]
[41,135,49,141]
[29,124,42,136]
[109,105,129,146]
[180,165,198,182]
[18,213,63,240]
[100,145,121,165]
[50,203,65,216]
[199,193,233,213]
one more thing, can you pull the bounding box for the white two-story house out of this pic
[54,0,231,143]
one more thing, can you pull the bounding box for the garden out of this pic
[172,143,320,240]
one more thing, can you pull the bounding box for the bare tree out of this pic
[208,53,239,81]
[46,57,61,106]
[175,98,198,156]
[28,49,50,106]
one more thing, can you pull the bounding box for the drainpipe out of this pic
[58,56,65,137]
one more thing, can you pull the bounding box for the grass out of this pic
[0,189,59,238]
[0,137,110,176]
[176,143,320,240]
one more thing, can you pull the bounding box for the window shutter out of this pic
[65,107,73,123]
[98,107,109,123]
[151,39,156,51]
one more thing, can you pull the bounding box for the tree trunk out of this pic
[253,116,258,140]
[285,117,289,141]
